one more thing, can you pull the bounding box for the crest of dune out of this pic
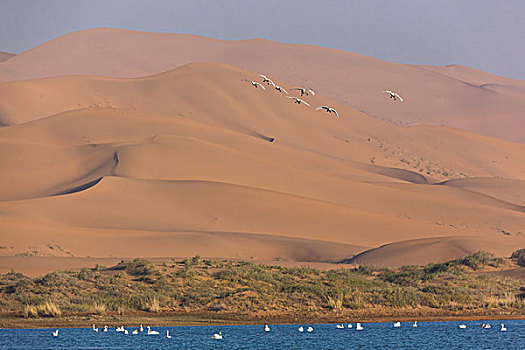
[0,27,525,141]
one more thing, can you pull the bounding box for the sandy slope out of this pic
[344,236,520,267]
[0,28,524,142]
[0,51,15,62]
[1,62,524,270]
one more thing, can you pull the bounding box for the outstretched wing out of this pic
[315,106,328,111]
[280,87,289,94]
[332,109,339,118]
[255,82,266,90]
[383,90,392,94]
[258,74,267,80]
[395,93,404,102]
[302,100,311,107]
[307,89,315,96]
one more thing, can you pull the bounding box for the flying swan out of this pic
[384,90,404,102]
[288,97,310,106]
[244,79,266,90]
[293,87,315,96]
[259,74,276,87]
[275,85,288,94]
[315,106,339,118]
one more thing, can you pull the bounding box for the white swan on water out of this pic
[413,321,418,328]
[140,324,144,332]
[52,330,59,337]
[166,330,172,338]
[264,325,270,332]
[356,323,364,331]
[132,329,138,335]
[307,326,313,333]
[298,326,304,332]
[92,324,98,332]
[103,326,108,332]
[336,324,344,329]
[500,324,507,332]
[212,332,223,339]
[459,324,467,329]
[147,326,159,335]
[393,322,401,328]
[347,323,353,328]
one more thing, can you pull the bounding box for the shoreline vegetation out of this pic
[1,250,524,329]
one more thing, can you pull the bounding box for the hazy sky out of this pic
[1,0,525,79]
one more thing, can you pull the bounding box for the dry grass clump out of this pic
[22,305,38,318]
[141,297,161,313]
[326,291,344,312]
[90,303,107,315]
[23,302,61,317]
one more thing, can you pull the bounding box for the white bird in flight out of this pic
[287,97,310,106]
[244,79,266,90]
[384,90,404,102]
[315,106,339,118]
[259,74,276,87]
[293,87,315,96]
[275,85,288,94]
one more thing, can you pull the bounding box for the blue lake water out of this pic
[0,320,523,349]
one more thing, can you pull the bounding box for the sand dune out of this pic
[440,177,525,206]
[343,236,520,267]
[0,28,524,142]
[1,61,524,270]
[0,51,15,62]
[1,63,524,181]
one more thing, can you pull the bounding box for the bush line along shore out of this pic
[1,250,524,328]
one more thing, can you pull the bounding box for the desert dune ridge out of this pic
[0,61,524,271]
[0,27,524,141]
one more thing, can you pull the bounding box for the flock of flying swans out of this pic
[245,74,405,120]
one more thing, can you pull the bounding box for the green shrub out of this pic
[511,248,525,267]
[125,259,155,276]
